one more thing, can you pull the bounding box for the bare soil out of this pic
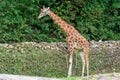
[0,73,120,80]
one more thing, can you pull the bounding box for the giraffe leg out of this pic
[85,54,89,77]
[84,48,89,77]
[67,53,73,78]
[87,59,89,77]
[66,53,69,68]
[79,52,85,77]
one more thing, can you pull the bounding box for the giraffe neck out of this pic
[48,10,76,36]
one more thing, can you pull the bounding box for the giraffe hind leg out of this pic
[85,55,89,78]
[84,48,89,77]
[87,59,89,77]
[85,53,89,77]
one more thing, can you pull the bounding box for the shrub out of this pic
[0,0,120,43]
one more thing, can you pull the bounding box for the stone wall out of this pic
[0,41,120,76]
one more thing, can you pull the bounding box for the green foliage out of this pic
[0,0,120,43]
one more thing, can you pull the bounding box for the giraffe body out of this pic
[38,6,89,78]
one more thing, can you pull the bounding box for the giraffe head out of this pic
[38,6,50,19]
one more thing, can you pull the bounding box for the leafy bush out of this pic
[0,0,120,43]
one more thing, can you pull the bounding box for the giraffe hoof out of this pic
[67,75,70,78]
[67,76,70,78]
[81,75,84,78]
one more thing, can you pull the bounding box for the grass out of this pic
[0,42,120,78]
[0,43,67,77]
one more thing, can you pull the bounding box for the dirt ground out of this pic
[0,73,120,80]
[89,73,120,80]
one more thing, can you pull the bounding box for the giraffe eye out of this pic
[42,11,46,13]
[42,11,45,13]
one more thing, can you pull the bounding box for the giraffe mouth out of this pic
[38,15,42,19]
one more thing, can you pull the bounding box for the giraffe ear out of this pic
[48,7,50,9]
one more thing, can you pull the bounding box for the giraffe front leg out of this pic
[79,52,85,77]
[67,53,73,78]
[67,48,74,78]
[66,53,69,68]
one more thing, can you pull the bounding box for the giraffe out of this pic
[38,6,89,78]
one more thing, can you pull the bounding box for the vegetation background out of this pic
[0,0,120,79]
[0,0,120,43]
